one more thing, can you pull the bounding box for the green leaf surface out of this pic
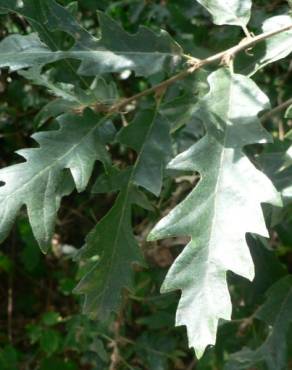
[74,186,143,319]
[40,329,61,355]
[148,68,280,358]
[19,66,119,126]
[159,70,209,133]
[35,100,78,128]
[118,109,172,196]
[225,276,292,370]
[247,15,292,76]
[246,235,287,305]
[74,107,171,318]
[0,0,182,77]
[0,110,109,251]
[258,135,292,201]
[0,0,108,50]
[0,346,18,370]
[19,66,78,102]
[261,156,292,201]
[196,0,252,27]
[286,105,292,118]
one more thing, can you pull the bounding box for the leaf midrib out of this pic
[197,78,233,314]
[95,110,157,311]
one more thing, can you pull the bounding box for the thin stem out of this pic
[192,23,292,65]
[261,97,292,123]
[241,23,253,39]
[71,22,292,117]
[108,66,197,113]
[104,22,292,113]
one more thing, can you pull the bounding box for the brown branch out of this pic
[261,97,292,123]
[108,65,199,114]
[72,22,292,117]
[200,23,292,65]
[101,22,292,114]
[186,358,197,370]
[109,303,124,370]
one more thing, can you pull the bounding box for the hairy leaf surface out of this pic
[148,68,280,358]
[0,110,109,251]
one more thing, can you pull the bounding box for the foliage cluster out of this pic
[0,0,292,369]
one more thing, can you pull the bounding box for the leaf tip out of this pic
[146,230,157,242]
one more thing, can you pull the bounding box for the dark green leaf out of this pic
[0,110,109,251]
[74,188,143,319]
[40,329,61,355]
[118,109,172,196]
[0,1,182,77]
[225,276,292,370]
[75,106,171,318]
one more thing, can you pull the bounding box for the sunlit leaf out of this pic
[196,0,252,27]
[148,68,281,358]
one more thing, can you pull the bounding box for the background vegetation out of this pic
[0,0,291,369]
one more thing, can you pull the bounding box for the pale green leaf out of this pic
[148,68,281,358]
[248,15,292,76]
[0,110,109,251]
[196,0,252,27]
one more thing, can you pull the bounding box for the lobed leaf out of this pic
[74,184,143,319]
[0,110,109,251]
[19,66,119,126]
[148,68,281,358]
[0,0,82,49]
[0,0,182,77]
[118,109,172,196]
[75,107,171,318]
